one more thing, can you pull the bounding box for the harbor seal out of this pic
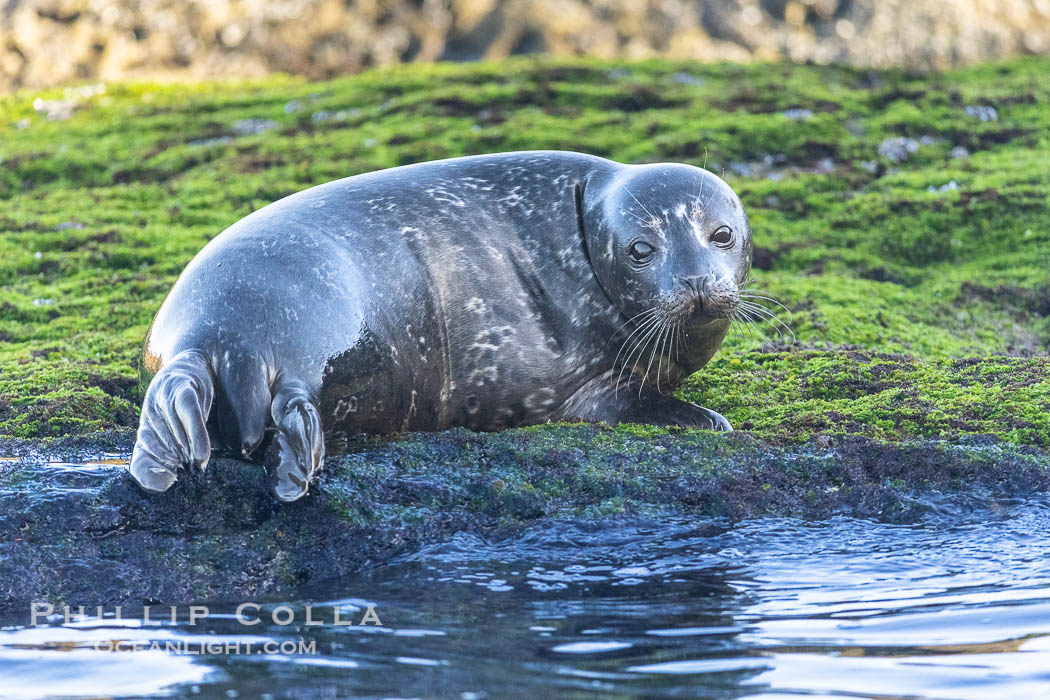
[131,151,753,501]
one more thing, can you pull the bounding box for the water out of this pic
[2,460,1049,698]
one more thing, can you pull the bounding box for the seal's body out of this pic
[133,151,753,500]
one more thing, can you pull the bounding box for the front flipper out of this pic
[640,397,732,431]
[554,378,732,431]
[265,380,325,502]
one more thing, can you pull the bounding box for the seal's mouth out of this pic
[662,284,699,319]
[671,276,740,321]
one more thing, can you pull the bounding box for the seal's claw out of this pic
[265,383,325,502]
[129,445,179,493]
[695,406,733,432]
[656,402,733,431]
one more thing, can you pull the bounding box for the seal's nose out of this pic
[703,275,740,319]
[688,275,739,319]
[681,276,703,316]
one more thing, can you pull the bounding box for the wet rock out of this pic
[32,97,76,121]
[878,137,920,163]
[729,161,761,177]
[812,157,835,174]
[186,136,232,147]
[0,428,1047,613]
[965,105,998,122]
[232,118,278,136]
[2,2,1049,93]
[671,71,704,86]
[782,108,814,120]
[30,84,106,120]
[927,180,960,193]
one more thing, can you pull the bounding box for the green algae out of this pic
[0,57,1047,442]
[684,351,1050,445]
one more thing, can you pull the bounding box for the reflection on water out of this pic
[1,461,1048,698]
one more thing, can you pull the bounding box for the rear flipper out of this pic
[265,380,325,502]
[130,350,214,493]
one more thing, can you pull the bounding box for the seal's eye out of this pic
[629,241,654,263]
[711,226,734,249]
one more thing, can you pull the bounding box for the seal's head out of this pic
[588,163,752,335]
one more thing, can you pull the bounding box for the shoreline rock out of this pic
[1,426,1047,615]
[3,0,1050,92]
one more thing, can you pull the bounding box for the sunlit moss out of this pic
[0,57,1047,441]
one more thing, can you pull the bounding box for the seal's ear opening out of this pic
[574,182,595,272]
[573,178,617,311]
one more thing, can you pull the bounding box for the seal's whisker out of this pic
[736,308,788,349]
[621,207,654,227]
[739,291,793,319]
[613,313,662,379]
[638,316,663,388]
[738,301,795,342]
[738,290,784,304]
[671,319,679,361]
[733,311,775,349]
[614,314,664,396]
[743,311,793,339]
[634,316,667,392]
[738,291,795,340]
[739,289,781,300]
[738,316,775,349]
[738,300,788,326]
[733,319,756,346]
[728,319,744,343]
[663,320,676,388]
[691,169,707,222]
[653,323,666,394]
[614,310,662,360]
[738,306,787,338]
[612,306,664,349]
[624,186,659,223]
[641,318,670,397]
[739,317,761,345]
[669,318,682,374]
[673,318,682,362]
[618,319,663,397]
[667,322,677,380]
[608,306,661,345]
[653,320,673,395]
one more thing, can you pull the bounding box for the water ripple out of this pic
[1,494,1048,698]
